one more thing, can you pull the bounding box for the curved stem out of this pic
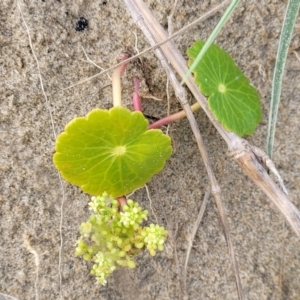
[133,77,142,111]
[148,102,200,129]
[112,55,130,107]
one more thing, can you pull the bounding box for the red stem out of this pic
[132,77,142,111]
[148,114,179,129]
[118,54,130,75]
[117,196,127,206]
[148,102,201,129]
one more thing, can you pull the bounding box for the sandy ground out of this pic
[1,0,300,299]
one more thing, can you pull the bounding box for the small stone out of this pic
[75,17,88,31]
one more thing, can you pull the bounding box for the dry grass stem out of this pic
[140,94,162,101]
[165,0,177,135]
[124,0,300,239]
[250,145,288,195]
[81,46,112,80]
[145,184,158,224]
[183,186,211,297]
[167,0,179,36]
[123,1,245,299]
[293,50,300,62]
[0,293,21,300]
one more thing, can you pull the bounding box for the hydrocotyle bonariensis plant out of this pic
[53,40,262,284]
[53,55,172,284]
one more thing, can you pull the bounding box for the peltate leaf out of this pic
[187,40,262,136]
[53,107,172,197]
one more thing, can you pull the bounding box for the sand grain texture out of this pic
[1,0,300,299]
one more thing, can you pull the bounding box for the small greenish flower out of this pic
[76,193,167,285]
[79,222,92,237]
[141,224,168,256]
[120,200,148,229]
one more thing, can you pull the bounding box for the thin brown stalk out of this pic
[167,0,179,36]
[183,186,211,296]
[123,1,245,299]
[124,0,300,239]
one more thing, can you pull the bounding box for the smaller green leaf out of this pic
[187,40,262,136]
[53,107,172,197]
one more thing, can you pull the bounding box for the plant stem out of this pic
[62,0,231,92]
[117,196,127,206]
[132,77,142,111]
[112,55,129,107]
[131,75,200,127]
[148,102,200,129]
[124,0,300,239]
[124,2,245,299]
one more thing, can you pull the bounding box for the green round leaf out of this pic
[53,107,172,197]
[187,40,262,136]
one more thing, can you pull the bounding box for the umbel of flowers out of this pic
[75,192,168,285]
